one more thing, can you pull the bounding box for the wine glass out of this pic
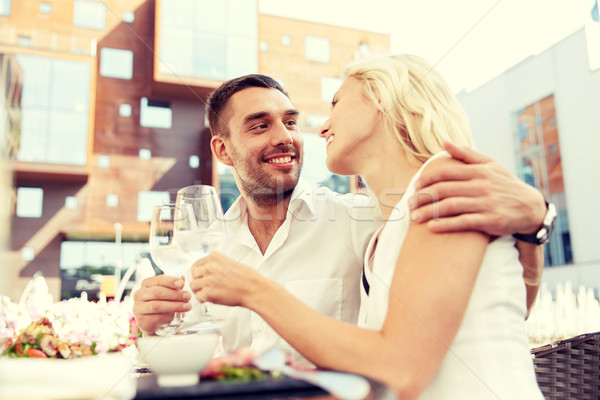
[149,204,194,335]
[175,185,227,327]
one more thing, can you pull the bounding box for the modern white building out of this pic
[457,26,600,292]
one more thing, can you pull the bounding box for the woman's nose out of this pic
[318,118,331,138]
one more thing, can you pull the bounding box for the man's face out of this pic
[217,87,304,204]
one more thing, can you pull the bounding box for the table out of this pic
[134,373,396,400]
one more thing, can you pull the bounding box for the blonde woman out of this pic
[191,55,544,399]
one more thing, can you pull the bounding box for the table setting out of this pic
[0,184,394,399]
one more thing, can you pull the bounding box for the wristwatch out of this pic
[513,201,557,245]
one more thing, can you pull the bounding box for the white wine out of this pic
[174,230,226,261]
[151,246,191,275]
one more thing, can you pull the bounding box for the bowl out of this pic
[137,332,219,387]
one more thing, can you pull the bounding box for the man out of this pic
[133,74,549,355]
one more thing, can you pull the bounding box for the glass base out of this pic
[180,318,228,334]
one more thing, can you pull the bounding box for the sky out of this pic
[260,0,596,92]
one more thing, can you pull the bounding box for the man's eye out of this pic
[285,120,297,126]
[252,124,268,130]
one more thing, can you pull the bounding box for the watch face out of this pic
[540,202,558,244]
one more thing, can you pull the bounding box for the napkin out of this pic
[0,353,136,400]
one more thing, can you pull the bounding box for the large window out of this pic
[60,240,149,300]
[0,0,10,16]
[512,95,572,266]
[158,0,257,80]
[13,54,90,165]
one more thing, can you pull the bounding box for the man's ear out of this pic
[211,136,233,166]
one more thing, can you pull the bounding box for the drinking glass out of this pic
[175,185,227,326]
[149,204,194,335]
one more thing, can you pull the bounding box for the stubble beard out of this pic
[235,160,302,209]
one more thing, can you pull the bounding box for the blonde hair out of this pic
[343,54,474,166]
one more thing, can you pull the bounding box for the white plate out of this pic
[0,354,136,400]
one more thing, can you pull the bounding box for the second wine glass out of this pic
[175,185,227,327]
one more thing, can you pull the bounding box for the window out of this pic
[16,187,43,218]
[40,2,51,14]
[189,155,200,168]
[22,247,35,261]
[98,154,110,168]
[65,196,78,210]
[140,97,172,129]
[305,36,330,63]
[259,41,269,52]
[281,35,291,47]
[158,0,257,80]
[122,10,134,23]
[60,240,150,300]
[138,191,170,222]
[18,36,32,47]
[357,42,370,57]
[0,0,10,16]
[139,148,151,160]
[119,103,132,117]
[106,194,119,207]
[321,77,342,102]
[73,0,106,30]
[14,54,90,165]
[100,48,133,79]
[512,95,572,266]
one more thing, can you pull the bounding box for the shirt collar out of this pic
[224,177,317,226]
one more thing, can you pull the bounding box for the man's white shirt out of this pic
[182,178,380,357]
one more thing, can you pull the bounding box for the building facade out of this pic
[0,0,390,301]
[456,26,600,289]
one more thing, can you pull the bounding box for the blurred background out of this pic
[0,0,598,312]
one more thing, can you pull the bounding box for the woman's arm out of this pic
[191,211,488,397]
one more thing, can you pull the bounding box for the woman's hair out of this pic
[342,54,474,165]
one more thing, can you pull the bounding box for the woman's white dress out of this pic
[358,152,544,399]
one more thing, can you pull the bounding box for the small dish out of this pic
[137,332,218,387]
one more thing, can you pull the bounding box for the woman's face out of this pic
[318,77,382,175]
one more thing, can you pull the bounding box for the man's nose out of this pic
[272,121,294,145]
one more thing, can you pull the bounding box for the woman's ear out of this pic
[210,136,233,166]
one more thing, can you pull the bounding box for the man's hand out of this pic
[409,141,546,236]
[132,275,192,336]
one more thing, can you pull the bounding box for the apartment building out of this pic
[456,26,600,288]
[0,0,390,300]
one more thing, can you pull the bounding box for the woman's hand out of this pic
[190,252,263,308]
[409,141,546,236]
[132,275,192,336]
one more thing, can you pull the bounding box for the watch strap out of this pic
[513,202,557,245]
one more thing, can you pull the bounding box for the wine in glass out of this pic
[149,204,196,335]
[175,185,227,327]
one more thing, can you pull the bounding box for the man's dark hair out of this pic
[206,74,289,137]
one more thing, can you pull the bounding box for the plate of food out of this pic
[0,318,136,400]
